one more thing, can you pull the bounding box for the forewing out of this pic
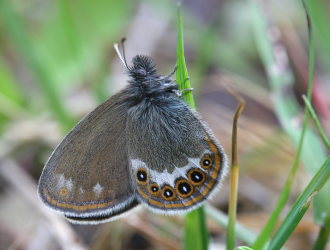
[38,91,138,223]
[126,96,228,214]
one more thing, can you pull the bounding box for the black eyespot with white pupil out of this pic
[191,171,204,183]
[151,186,158,192]
[203,159,211,166]
[178,182,192,195]
[137,169,147,183]
[188,168,206,186]
[164,188,173,198]
[201,154,213,169]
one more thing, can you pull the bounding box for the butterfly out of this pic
[38,43,228,224]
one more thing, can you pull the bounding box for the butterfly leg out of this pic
[158,65,178,81]
[173,87,194,97]
[167,65,178,78]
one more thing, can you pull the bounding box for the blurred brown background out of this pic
[0,0,329,249]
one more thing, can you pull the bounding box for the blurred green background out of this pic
[0,0,329,249]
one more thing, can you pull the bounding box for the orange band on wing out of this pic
[137,136,223,209]
[138,177,216,208]
[209,138,222,180]
[43,189,113,211]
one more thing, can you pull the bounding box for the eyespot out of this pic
[59,188,68,197]
[161,185,176,201]
[149,183,160,195]
[188,168,206,186]
[201,154,213,169]
[136,168,148,185]
[175,179,194,198]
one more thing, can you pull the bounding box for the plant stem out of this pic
[227,91,245,250]
[176,6,208,250]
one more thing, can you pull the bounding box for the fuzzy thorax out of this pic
[128,55,178,99]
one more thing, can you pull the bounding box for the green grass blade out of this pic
[176,6,208,250]
[0,92,28,120]
[304,1,330,67]
[250,1,298,247]
[302,0,330,231]
[0,0,74,130]
[302,95,330,150]
[250,1,329,248]
[184,208,208,250]
[206,205,258,245]
[176,7,195,108]
[0,61,25,105]
[58,0,83,73]
[269,156,330,250]
[206,206,290,250]
[0,60,27,122]
[313,213,330,250]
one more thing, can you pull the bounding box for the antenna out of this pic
[114,37,130,70]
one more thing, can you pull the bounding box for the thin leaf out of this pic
[176,6,195,108]
[227,92,245,250]
[0,0,74,130]
[269,156,330,250]
[250,1,329,248]
[206,205,258,245]
[313,213,330,250]
[176,6,208,250]
[302,96,330,150]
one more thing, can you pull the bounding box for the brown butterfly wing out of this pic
[38,91,138,223]
[126,97,228,214]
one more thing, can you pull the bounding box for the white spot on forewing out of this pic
[93,183,103,196]
[67,178,73,190]
[79,186,85,194]
[57,174,65,188]
[56,174,74,193]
